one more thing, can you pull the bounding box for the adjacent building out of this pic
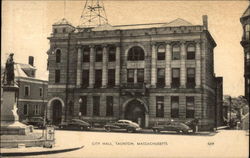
[1,57,48,121]
[240,3,250,103]
[47,15,223,130]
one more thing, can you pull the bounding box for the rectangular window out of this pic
[127,69,134,83]
[24,86,30,96]
[187,45,195,60]
[172,46,180,60]
[95,47,103,62]
[82,70,89,88]
[187,68,195,88]
[157,68,165,87]
[24,104,28,115]
[137,69,144,83]
[79,96,87,116]
[108,69,115,87]
[106,96,113,116]
[82,48,90,62]
[39,87,43,97]
[93,96,100,116]
[55,69,60,83]
[156,96,164,117]
[172,68,180,88]
[186,97,195,118]
[108,47,116,62]
[95,70,102,88]
[34,105,40,115]
[171,96,179,118]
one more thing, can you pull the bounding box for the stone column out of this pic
[89,45,95,88]
[165,42,171,88]
[180,41,186,88]
[195,41,201,88]
[115,45,120,87]
[102,45,108,88]
[76,46,83,88]
[151,43,157,88]
[134,69,137,84]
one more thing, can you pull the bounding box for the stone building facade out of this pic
[47,16,222,130]
[240,4,250,103]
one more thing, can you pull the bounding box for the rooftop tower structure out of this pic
[78,0,108,28]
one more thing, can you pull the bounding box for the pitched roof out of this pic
[242,4,250,18]
[163,18,193,27]
[53,18,73,26]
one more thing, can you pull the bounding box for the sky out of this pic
[1,0,249,97]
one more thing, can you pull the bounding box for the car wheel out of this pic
[177,130,183,134]
[105,127,111,132]
[153,129,160,133]
[80,126,85,131]
[59,125,63,129]
[127,128,134,133]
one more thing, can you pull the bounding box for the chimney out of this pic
[202,15,208,30]
[29,56,34,66]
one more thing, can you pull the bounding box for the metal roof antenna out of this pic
[78,0,108,28]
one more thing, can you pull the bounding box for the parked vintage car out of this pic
[58,119,91,131]
[152,120,193,134]
[104,120,141,133]
[22,117,45,129]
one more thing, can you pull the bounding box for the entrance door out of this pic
[52,100,62,125]
[125,100,146,127]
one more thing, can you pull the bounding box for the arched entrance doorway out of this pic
[125,99,146,127]
[52,100,62,125]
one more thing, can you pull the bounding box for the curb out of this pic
[0,145,84,157]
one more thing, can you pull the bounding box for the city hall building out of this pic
[47,15,223,130]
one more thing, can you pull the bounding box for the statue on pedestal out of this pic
[2,53,15,85]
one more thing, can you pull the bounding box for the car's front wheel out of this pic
[153,129,160,133]
[80,126,86,131]
[105,127,111,132]
[127,128,134,133]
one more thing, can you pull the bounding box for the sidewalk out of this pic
[0,145,84,157]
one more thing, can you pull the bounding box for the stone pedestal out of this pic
[0,85,30,135]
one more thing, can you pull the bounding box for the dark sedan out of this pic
[152,121,193,134]
[58,119,91,131]
[22,117,45,129]
[104,120,141,133]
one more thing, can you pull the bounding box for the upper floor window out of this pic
[127,46,144,61]
[186,96,195,118]
[108,46,116,62]
[55,69,61,83]
[23,104,28,115]
[172,68,180,88]
[187,44,195,60]
[156,96,164,117]
[95,70,102,88]
[54,28,57,34]
[186,68,195,88]
[62,28,66,33]
[83,47,90,62]
[24,85,30,96]
[137,69,144,83]
[172,44,180,60]
[245,24,250,40]
[56,49,61,63]
[82,70,89,88]
[95,47,103,62]
[108,69,115,87]
[127,69,134,83]
[39,87,43,97]
[157,68,165,88]
[157,45,165,60]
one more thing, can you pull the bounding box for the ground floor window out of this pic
[79,96,87,116]
[106,96,113,116]
[24,104,28,115]
[93,96,100,116]
[186,96,195,118]
[34,105,41,115]
[156,96,164,117]
[171,96,179,118]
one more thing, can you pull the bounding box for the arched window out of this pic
[157,45,165,60]
[127,46,144,61]
[83,47,90,62]
[172,44,180,60]
[56,49,61,63]
[187,44,195,60]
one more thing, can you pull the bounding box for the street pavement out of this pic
[2,129,249,158]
